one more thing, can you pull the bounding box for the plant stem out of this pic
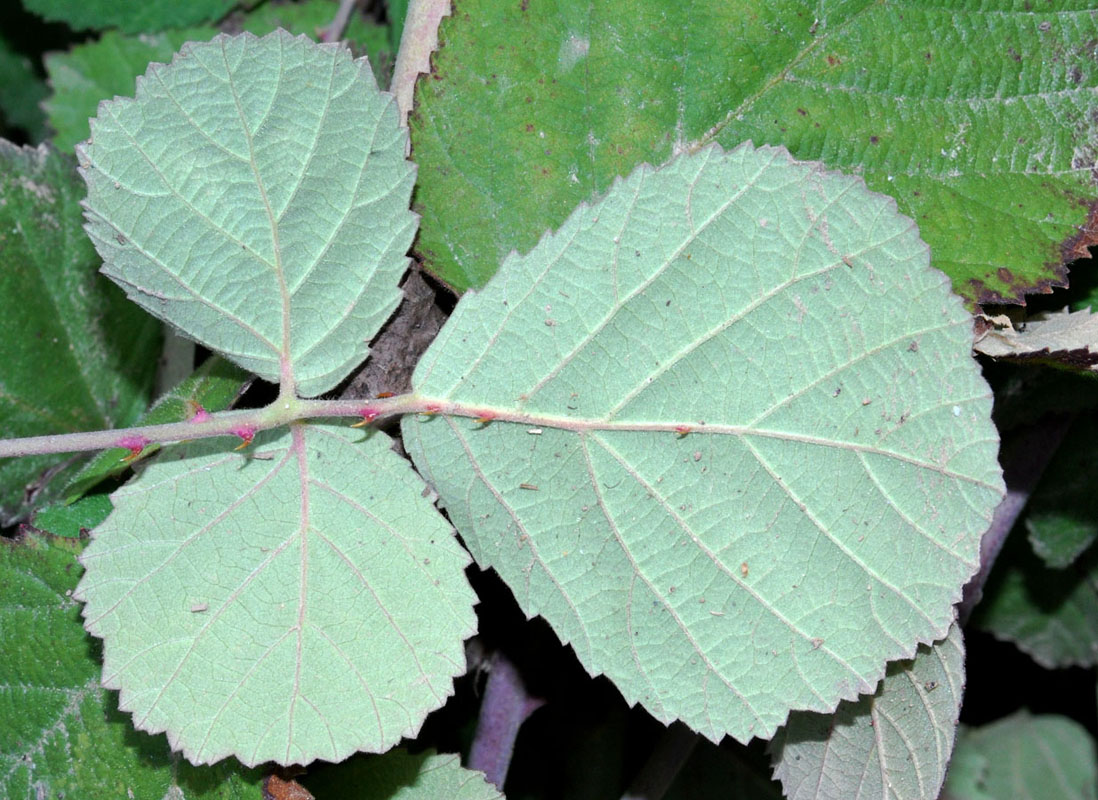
[320,0,357,43]
[390,0,451,125]
[620,723,699,800]
[957,412,1075,624]
[467,650,544,789]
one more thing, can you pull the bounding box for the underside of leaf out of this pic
[404,142,1004,743]
[78,31,417,397]
[75,424,477,766]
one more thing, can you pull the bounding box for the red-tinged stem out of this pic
[0,390,796,461]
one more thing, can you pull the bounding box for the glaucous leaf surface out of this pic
[403,143,1004,742]
[304,750,503,799]
[22,0,235,34]
[62,356,251,502]
[771,623,964,800]
[974,526,1098,669]
[0,143,159,524]
[75,424,477,766]
[0,530,262,799]
[411,0,1098,300]
[45,2,392,153]
[942,712,1098,800]
[78,31,417,397]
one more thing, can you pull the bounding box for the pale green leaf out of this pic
[403,143,1003,742]
[0,142,159,525]
[74,424,477,766]
[411,0,1098,300]
[304,750,503,799]
[78,31,417,397]
[0,529,262,800]
[942,712,1098,800]
[771,623,964,800]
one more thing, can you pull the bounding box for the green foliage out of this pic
[771,624,964,800]
[22,0,236,34]
[78,31,416,397]
[304,751,504,799]
[0,34,48,142]
[404,142,1002,742]
[1026,414,1098,568]
[410,0,1098,301]
[44,0,393,153]
[0,142,159,524]
[944,712,1098,800]
[76,423,477,765]
[0,5,1091,797]
[0,527,262,799]
[63,356,251,502]
[975,526,1098,669]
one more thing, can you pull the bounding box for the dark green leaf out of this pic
[0,35,48,142]
[44,0,391,155]
[22,0,235,34]
[0,527,262,798]
[0,143,159,525]
[1027,414,1098,568]
[975,527,1098,669]
[411,0,1098,299]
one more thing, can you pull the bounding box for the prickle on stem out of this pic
[674,425,692,437]
[116,435,149,463]
[351,407,382,428]
[231,426,255,450]
[474,410,497,425]
[186,400,211,423]
[421,403,442,417]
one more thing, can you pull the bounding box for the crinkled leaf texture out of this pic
[771,623,964,800]
[403,143,1004,742]
[78,31,417,397]
[74,424,477,767]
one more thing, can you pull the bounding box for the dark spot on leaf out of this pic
[525,123,534,132]
[1008,47,1022,62]
[869,135,879,144]
[796,108,807,116]
[1071,66,1083,84]
[826,54,840,66]
[526,96,533,103]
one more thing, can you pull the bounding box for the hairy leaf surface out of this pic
[0,143,159,524]
[404,143,1003,742]
[0,530,262,799]
[78,31,416,397]
[75,425,477,766]
[23,0,235,34]
[411,0,1098,300]
[771,624,964,800]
